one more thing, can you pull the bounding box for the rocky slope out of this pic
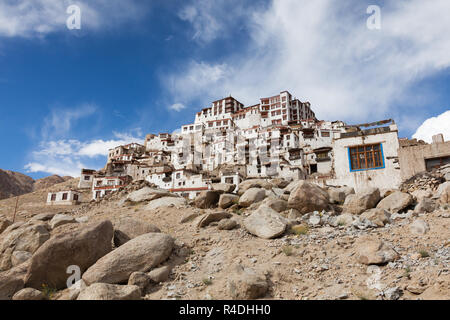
[33,175,73,192]
[0,168,449,301]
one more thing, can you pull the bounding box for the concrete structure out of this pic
[92,176,132,200]
[47,191,80,206]
[398,134,450,181]
[78,169,96,189]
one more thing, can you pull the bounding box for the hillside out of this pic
[0,169,34,200]
[0,170,73,201]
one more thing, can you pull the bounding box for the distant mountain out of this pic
[0,170,73,200]
[0,169,34,200]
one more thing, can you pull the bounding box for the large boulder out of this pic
[77,283,141,300]
[113,218,161,247]
[376,191,413,213]
[360,208,391,227]
[355,236,399,265]
[238,179,273,195]
[197,212,232,228]
[0,262,28,300]
[148,265,171,283]
[82,233,174,285]
[343,187,381,215]
[212,183,236,193]
[11,251,32,267]
[0,216,12,235]
[218,219,238,230]
[194,190,222,209]
[262,198,288,213]
[243,206,288,239]
[24,220,114,290]
[145,197,187,210]
[228,265,268,299]
[239,188,267,208]
[127,187,175,203]
[12,288,45,300]
[328,187,355,204]
[269,178,290,189]
[287,181,329,215]
[0,221,50,271]
[218,194,239,209]
[49,214,76,229]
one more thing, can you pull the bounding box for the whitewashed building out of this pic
[47,191,81,206]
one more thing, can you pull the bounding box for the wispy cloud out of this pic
[412,110,450,143]
[168,103,187,112]
[0,0,148,38]
[170,0,450,130]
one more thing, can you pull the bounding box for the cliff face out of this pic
[0,169,34,200]
[0,171,73,200]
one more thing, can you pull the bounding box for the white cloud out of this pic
[170,0,450,125]
[0,0,147,38]
[412,110,450,143]
[168,103,187,112]
[25,132,144,177]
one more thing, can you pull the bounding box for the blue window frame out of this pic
[348,143,385,172]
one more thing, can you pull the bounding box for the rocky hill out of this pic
[0,170,73,200]
[0,170,34,200]
[0,173,449,301]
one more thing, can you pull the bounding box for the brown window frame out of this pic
[349,143,384,171]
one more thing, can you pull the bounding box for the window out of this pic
[84,175,91,181]
[73,194,79,201]
[321,131,330,137]
[62,193,68,200]
[51,194,56,201]
[349,144,384,171]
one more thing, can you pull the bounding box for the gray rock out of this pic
[197,212,232,228]
[355,236,399,265]
[376,191,413,213]
[218,194,239,209]
[238,179,273,195]
[384,287,402,300]
[343,187,381,215]
[0,261,29,300]
[409,219,430,235]
[128,272,152,292]
[239,188,267,207]
[360,208,391,227]
[180,212,201,223]
[414,198,437,213]
[77,283,141,300]
[0,217,12,235]
[287,181,329,215]
[328,187,355,204]
[11,251,32,267]
[50,214,76,229]
[25,220,113,290]
[212,183,236,193]
[218,219,238,230]
[194,190,222,209]
[127,187,175,203]
[148,265,171,283]
[243,206,288,239]
[262,199,288,213]
[12,288,45,300]
[228,265,268,299]
[82,233,174,285]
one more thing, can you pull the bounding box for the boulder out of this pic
[218,194,239,209]
[411,190,432,202]
[49,214,76,229]
[271,187,285,198]
[287,181,329,215]
[239,188,267,207]
[148,265,171,283]
[127,187,175,203]
[328,187,355,204]
[262,199,288,213]
[438,182,450,204]
[30,213,56,222]
[376,191,413,213]
[113,218,160,247]
[212,183,236,193]
[243,206,288,239]
[179,212,201,224]
[238,179,273,195]
[414,198,437,213]
[409,219,430,235]
[343,187,381,215]
[197,212,232,228]
[77,283,141,300]
[228,265,268,299]
[24,220,113,290]
[12,288,45,300]
[194,191,222,209]
[0,216,12,235]
[218,219,238,230]
[11,251,32,267]
[145,197,187,210]
[82,233,174,285]
[0,221,50,271]
[0,261,29,300]
[360,209,391,227]
[334,213,356,226]
[269,178,290,189]
[355,236,399,265]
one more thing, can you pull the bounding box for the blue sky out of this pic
[0,0,449,178]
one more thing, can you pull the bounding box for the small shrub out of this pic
[282,245,294,256]
[202,278,212,286]
[418,250,430,258]
[291,225,308,236]
[41,284,57,300]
